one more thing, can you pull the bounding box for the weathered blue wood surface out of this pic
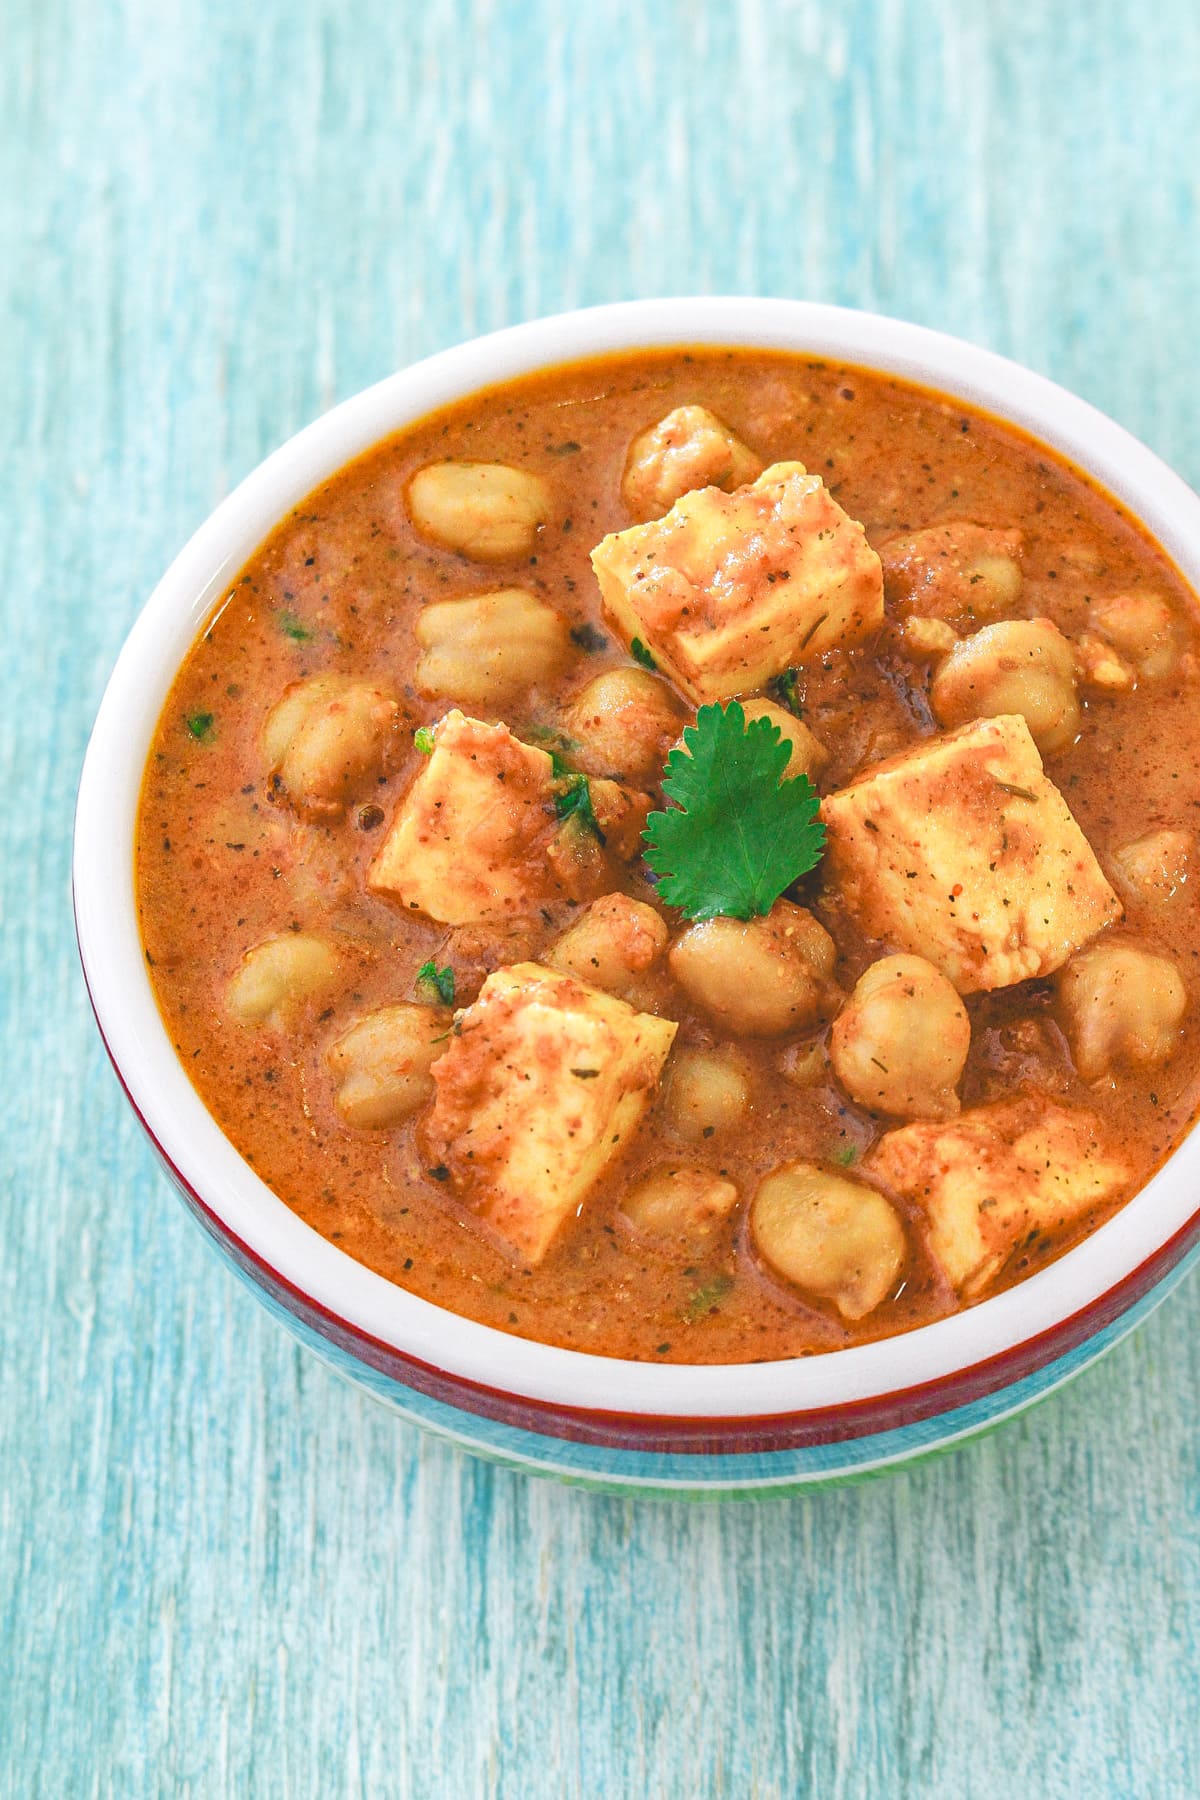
[4,2,1200,1793]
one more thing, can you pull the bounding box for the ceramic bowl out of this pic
[74,298,1200,1497]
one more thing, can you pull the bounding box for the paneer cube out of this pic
[368,711,556,925]
[869,1095,1130,1295]
[425,963,678,1263]
[590,461,884,704]
[820,714,1121,993]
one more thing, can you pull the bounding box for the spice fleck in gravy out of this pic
[136,350,1200,1362]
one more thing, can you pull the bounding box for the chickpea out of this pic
[586,780,652,861]
[741,698,828,782]
[1111,828,1192,906]
[546,786,652,902]
[1075,632,1135,695]
[1091,591,1180,679]
[546,893,668,1000]
[407,461,552,561]
[561,667,684,783]
[662,1047,752,1141]
[619,1164,738,1248]
[414,588,569,709]
[879,522,1023,628]
[896,616,960,662]
[668,900,838,1037]
[779,1037,829,1088]
[830,954,969,1120]
[751,1161,906,1321]
[226,933,340,1029]
[326,1003,451,1129]
[621,405,763,520]
[1058,943,1187,1082]
[262,674,398,815]
[931,618,1080,755]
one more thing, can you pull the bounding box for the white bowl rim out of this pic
[74,296,1200,1423]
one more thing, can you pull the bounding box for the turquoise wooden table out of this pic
[5,1,1200,1792]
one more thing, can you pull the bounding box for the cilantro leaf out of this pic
[630,637,657,670]
[524,723,582,768]
[643,701,825,920]
[554,771,605,843]
[415,961,455,1006]
[768,667,802,715]
[413,725,436,755]
[185,711,215,742]
[278,609,314,642]
[683,1272,735,1321]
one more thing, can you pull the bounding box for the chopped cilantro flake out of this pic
[630,637,657,670]
[185,711,215,742]
[415,961,455,1006]
[278,610,314,642]
[554,771,605,844]
[768,667,802,715]
[684,1272,735,1321]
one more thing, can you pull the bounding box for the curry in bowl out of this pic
[136,349,1200,1364]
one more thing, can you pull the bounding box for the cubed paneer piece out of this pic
[621,405,763,520]
[425,963,678,1263]
[869,1096,1130,1296]
[368,712,556,925]
[879,522,1023,629]
[590,461,884,704]
[369,712,647,925]
[820,714,1121,994]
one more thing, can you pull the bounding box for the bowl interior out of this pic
[74,297,1200,1418]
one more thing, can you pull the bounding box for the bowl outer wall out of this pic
[73,296,1200,1437]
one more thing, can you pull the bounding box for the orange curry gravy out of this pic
[136,350,1200,1362]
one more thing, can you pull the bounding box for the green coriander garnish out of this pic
[684,1272,735,1321]
[768,667,802,715]
[415,961,455,1006]
[630,637,657,670]
[185,711,215,742]
[643,701,826,920]
[554,770,605,844]
[278,610,314,643]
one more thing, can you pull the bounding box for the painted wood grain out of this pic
[3,0,1200,1793]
